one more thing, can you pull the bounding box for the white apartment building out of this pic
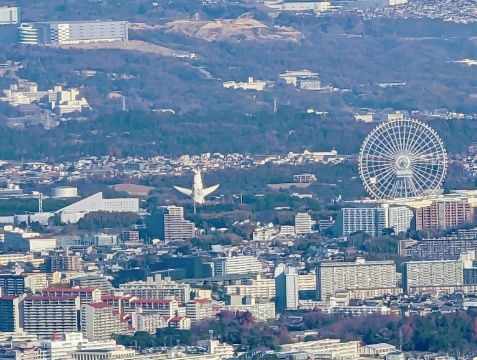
[23,295,81,336]
[125,298,179,318]
[280,338,360,359]
[384,205,414,234]
[295,212,315,235]
[81,302,119,341]
[403,259,464,294]
[224,275,276,300]
[214,255,263,276]
[341,205,413,237]
[162,206,195,243]
[131,309,168,334]
[298,273,316,291]
[341,207,386,237]
[219,300,275,321]
[186,298,213,323]
[275,265,299,311]
[316,258,397,300]
[41,287,102,305]
[119,275,190,303]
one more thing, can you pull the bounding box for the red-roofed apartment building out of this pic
[125,298,179,318]
[41,287,101,304]
[81,302,122,341]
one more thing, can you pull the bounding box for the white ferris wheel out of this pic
[358,118,448,199]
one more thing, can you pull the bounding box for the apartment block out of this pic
[214,256,263,276]
[71,275,113,294]
[131,308,168,334]
[224,274,276,300]
[340,207,386,237]
[124,298,179,318]
[275,265,299,311]
[316,258,397,300]
[160,206,195,243]
[295,212,315,234]
[402,259,464,294]
[118,275,190,303]
[0,274,31,296]
[220,296,275,321]
[186,298,213,323]
[415,199,474,231]
[22,295,81,336]
[0,295,22,332]
[48,255,82,271]
[81,302,119,341]
[280,338,360,359]
[400,238,477,260]
[41,287,102,305]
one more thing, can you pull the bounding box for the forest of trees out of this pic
[0,110,476,162]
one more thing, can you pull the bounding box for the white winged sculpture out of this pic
[174,167,220,210]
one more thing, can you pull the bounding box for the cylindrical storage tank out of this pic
[51,186,78,198]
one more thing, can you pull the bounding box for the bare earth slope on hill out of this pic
[130,16,303,42]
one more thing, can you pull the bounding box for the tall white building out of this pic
[275,265,299,311]
[341,207,386,237]
[316,258,397,300]
[340,205,413,237]
[159,206,195,243]
[214,255,263,276]
[0,6,19,25]
[402,259,464,294]
[385,205,414,234]
[295,212,315,235]
[81,302,119,341]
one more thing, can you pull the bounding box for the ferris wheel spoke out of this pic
[367,140,395,160]
[413,164,442,186]
[412,165,437,189]
[405,123,427,155]
[373,136,400,158]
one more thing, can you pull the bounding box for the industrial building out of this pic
[0,6,19,25]
[18,20,128,45]
[55,192,139,224]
